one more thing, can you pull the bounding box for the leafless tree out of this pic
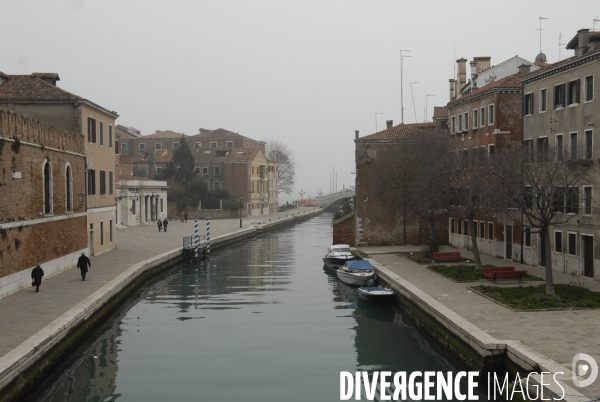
[264,139,295,195]
[493,146,591,295]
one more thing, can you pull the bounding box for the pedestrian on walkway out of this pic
[31,264,44,292]
[157,219,163,231]
[180,212,184,222]
[77,252,91,281]
[184,212,188,222]
[163,218,169,232]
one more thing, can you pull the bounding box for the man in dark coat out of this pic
[163,218,168,232]
[157,219,162,231]
[77,252,91,281]
[31,264,44,292]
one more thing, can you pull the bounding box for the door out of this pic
[505,225,513,260]
[540,231,547,267]
[583,235,594,278]
[89,224,95,256]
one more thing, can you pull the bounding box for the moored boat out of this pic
[357,286,394,301]
[323,244,355,268]
[336,260,375,286]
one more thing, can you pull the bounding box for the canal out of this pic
[32,213,465,401]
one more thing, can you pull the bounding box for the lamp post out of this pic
[317,190,323,197]
[239,195,243,228]
[299,190,305,204]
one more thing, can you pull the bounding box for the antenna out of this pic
[536,16,549,54]
[425,94,435,122]
[558,33,565,61]
[375,112,384,132]
[594,18,600,31]
[400,50,411,124]
[409,82,419,123]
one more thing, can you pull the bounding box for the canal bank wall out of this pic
[0,208,323,402]
[368,259,588,402]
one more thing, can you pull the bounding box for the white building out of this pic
[116,179,168,227]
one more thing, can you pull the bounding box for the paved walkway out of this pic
[0,207,316,358]
[358,245,600,399]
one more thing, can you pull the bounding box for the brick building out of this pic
[0,111,87,297]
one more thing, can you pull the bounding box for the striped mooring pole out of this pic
[206,216,211,259]
[194,218,199,259]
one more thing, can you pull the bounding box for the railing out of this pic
[183,235,206,249]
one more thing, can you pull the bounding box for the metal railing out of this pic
[183,235,206,249]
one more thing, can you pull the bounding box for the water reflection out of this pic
[35,214,460,402]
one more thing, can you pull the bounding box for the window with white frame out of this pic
[479,221,485,239]
[202,167,208,176]
[226,141,233,148]
[155,143,162,149]
[537,137,548,162]
[43,161,53,214]
[156,167,162,174]
[194,142,202,148]
[555,231,563,253]
[458,114,462,132]
[463,220,468,236]
[65,164,73,211]
[568,79,581,105]
[585,75,594,102]
[584,186,592,215]
[555,134,563,160]
[464,112,468,130]
[472,221,478,237]
[451,116,456,134]
[570,132,578,160]
[88,117,96,143]
[480,107,485,127]
[214,167,221,176]
[488,104,494,125]
[554,83,566,109]
[524,139,533,162]
[566,186,579,214]
[121,142,128,150]
[210,142,217,148]
[473,109,478,128]
[540,88,547,112]
[568,232,577,255]
[584,130,593,159]
[99,121,104,146]
[109,125,113,148]
[524,93,534,115]
[139,143,146,150]
[173,142,180,149]
[488,222,493,240]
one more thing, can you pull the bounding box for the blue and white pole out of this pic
[206,216,210,259]
[194,218,199,259]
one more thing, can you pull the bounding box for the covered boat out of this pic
[323,244,356,268]
[336,260,375,286]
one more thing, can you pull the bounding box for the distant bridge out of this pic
[315,190,355,211]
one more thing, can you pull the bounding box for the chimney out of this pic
[355,130,359,139]
[456,58,467,86]
[386,120,393,129]
[449,79,456,100]
[518,64,532,75]
[577,29,590,56]
[473,56,491,73]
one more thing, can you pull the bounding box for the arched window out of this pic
[43,161,53,214]
[213,181,220,190]
[65,164,73,211]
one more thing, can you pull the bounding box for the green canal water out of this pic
[33,213,467,401]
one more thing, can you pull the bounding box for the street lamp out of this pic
[299,190,305,204]
[239,195,243,228]
[317,190,323,197]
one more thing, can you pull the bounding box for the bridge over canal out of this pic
[315,189,355,211]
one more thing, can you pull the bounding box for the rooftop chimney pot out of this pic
[386,120,393,129]
[355,130,359,139]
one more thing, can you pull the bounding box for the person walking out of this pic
[184,212,188,223]
[31,264,44,292]
[163,218,169,232]
[157,219,163,232]
[77,252,91,281]
[180,212,184,222]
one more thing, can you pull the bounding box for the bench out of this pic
[484,270,528,283]
[482,266,515,276]
[433,251,462,262]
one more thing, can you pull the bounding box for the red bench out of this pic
[484,270,528,283]
[482,267,515,276]
[433,251,462,262]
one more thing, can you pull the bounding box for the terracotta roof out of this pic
[30,72,60,80]
[142,130,187,139]
[192,147,261,162]
[356,122,437,141]
[0,73,82,101]
[132,149,172,163]
[448,72,523,107]
[566,30,600,49]
[0,71,10,79]
[433,107,448,119]
[115,128,138,140]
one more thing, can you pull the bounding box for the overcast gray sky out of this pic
[1,0,596,201]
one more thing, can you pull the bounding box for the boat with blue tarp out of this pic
[336,260,375,286]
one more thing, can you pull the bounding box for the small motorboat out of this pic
[337,260,375,286]
[323,244,356,268]
[358,286,394,301]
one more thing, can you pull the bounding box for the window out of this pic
[554,83,566,109]
[552,187,565,213]
[121,142,128,150]
[523,186,533,209]
[109,125,113,148]
[100,221,104,246]
[584,186,592,215]
[195,167,200,174]
[450,219,455,234]
[65,165,73,212]
[210,142,217,148]
[160,199,164,213]
[488,144,495,158]
[568,233,577,255]
[540,88,547,112]
[524,139,533,162]
[570,132,578,160]
[194,142,202,148]
[566,187,579,214]
[88,169,96,195]
[568,79,580,105]
[488,222,494,240]
[213,182,220,190]
[99,170,106,195]
[556,135,563,160]
[43,161,53,214]
[585,130,593,159]
[464,112,468,130]
[473,146,485,165]
[451,116,456,134]
[109,220,113,243]
[109,171,113,194]
[155,143,162,149]
[226,141,233,148]
[480,107,485,127]
[139,143,146,150]
[214,167,221,176]
[173,142,180,149]
[202,167,208,175]
[463,220,468,236]
[156,167,162,174]
[473,221,478,237]
[473,109,478,128]
[88,117,96,143]
[555,231,563,253]
[537,137,548,161]
[131,199,136,214]
[115,141,119,154]
[99,121,104,146]
[524,93,534,115]
[585,75,594,102]
[457,220,462,234]
[480,222,485,239]
[458,114,462,132]
[525,227,531,247]
[488,104,494,125]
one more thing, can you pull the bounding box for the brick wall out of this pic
[333,212,355,246]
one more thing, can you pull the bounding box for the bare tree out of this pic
[493,146,590,295]
[264,139,295,195]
